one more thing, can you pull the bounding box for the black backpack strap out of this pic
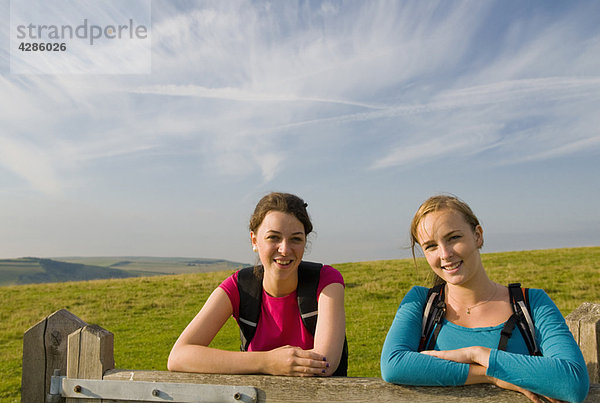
[498,283,541,356]
[297,261,348,376]
[418,284,446,352]
[334,338,349,377]
[498,313,518,351]
[296,261,322,334]
[237,266,263,351]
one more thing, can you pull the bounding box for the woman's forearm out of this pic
[168,343,329,376]
[167,344,268,374]
[312,282,346,376]
[464,363,490,385]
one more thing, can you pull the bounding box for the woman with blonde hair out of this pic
[381,195,588,402]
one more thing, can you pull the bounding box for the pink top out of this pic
[219,264,344,351]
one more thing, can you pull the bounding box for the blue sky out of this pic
[1,0,599,265]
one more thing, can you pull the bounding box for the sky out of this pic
[1,0,599,266]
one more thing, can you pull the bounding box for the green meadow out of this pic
[2,247,599,401]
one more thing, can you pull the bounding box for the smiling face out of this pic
[250,210,306,287]
[416,208,484,286]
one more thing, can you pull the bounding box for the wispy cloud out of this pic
[1,0,599,203]
[0,135,61,195]
[131,84,386,109]
[371,127,501,170]
[1,0,600,261]
[370,77,600,169]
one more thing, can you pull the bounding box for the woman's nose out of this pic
[278,239,291,254]
[439,243,453,259]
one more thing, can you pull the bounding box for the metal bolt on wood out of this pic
[234,392,241,400]
[74,385,82,393]
[152,389,160,397]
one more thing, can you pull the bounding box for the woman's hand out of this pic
[488,376,566,403]
[421,346,490,368]
[421,348,565,403]
[470,363,565,403]
[264,345,329,376]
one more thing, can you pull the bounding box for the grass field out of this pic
[2,247,599,401]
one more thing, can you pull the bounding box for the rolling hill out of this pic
[0,256,247,286]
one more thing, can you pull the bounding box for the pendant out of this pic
[467,307,471,314]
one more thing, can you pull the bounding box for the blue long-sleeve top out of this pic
[380,286,589,403]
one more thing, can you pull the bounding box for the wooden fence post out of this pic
[566,302,600,384]
[66,324,115,403]
[21,309,87,403]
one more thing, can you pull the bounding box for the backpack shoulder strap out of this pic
[297,261,349,376]
[296,261,323,334]
[418,284,446,352]
[498,283,541,356]
[237,265,263,351]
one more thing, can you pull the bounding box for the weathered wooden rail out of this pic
[21,305,600,403]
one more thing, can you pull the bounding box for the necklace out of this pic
[447,284,498,314]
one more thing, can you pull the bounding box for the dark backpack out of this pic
[418,283,541,356]
[237,261,349,376]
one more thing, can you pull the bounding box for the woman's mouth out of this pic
[274,259,292,266]
[442,261,461,272]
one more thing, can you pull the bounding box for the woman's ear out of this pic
[475,225,484,248]
[250,231,258,252]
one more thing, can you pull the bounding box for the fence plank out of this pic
[566,302,600,384]
[21,312,46,403]
[21,309,87,403]
[103,370,600,402]
[67,324,115,403]
[102,370,540,402]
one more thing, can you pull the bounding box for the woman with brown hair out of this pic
[168,192,346,376]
